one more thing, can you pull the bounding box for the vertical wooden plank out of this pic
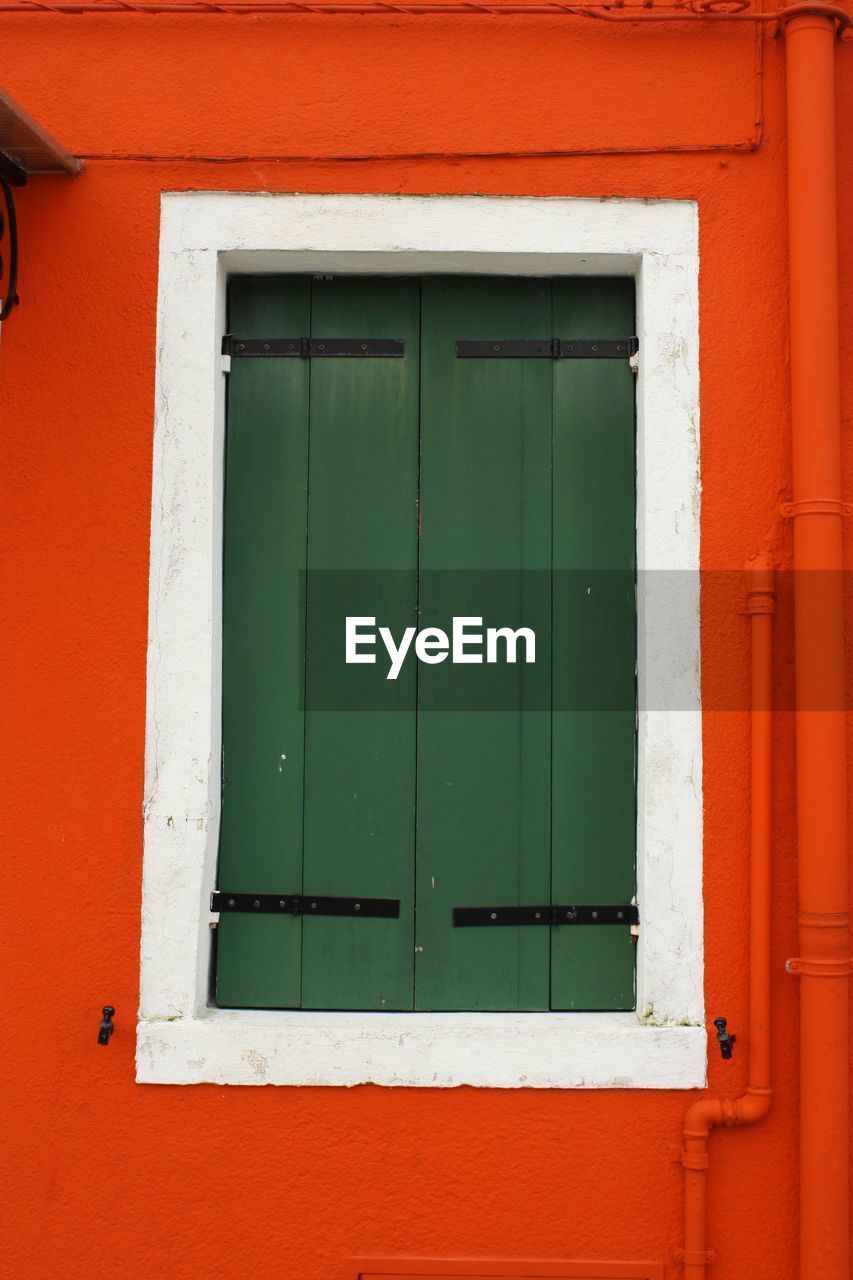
[300,277,420,1010]
[551,278,637,1010]
[415,276,552,1011]
[216,276,311,1008]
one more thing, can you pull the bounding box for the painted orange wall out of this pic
[0,12,850,1279]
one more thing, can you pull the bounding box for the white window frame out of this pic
[138,192,704,1089]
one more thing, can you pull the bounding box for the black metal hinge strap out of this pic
[452,904,639,927]
[222,335,405,359]
[455,338,638,359]
[456,338,560,359]
[210,891,400,918]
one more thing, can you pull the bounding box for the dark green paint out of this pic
[300,278,420,1010]
[215,275,636,1012]
[415,277,552,1011]
[550,278,637,1010]
[216,276,310,1008]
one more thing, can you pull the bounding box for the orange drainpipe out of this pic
[679,10,850,1275]
[678,556,775,1279]
[782,10,850,1279]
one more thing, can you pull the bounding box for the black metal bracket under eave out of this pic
[210,891,400,918]
[452,904,639,927]
[0,154,26,187]
[222,335,405,359]
[455,338,639,359]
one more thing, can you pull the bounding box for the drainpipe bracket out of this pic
[777,2,853,33]
[786,956,853,977]
[779,498,853,519]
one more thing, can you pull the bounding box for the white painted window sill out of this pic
[136,1010,706,1088]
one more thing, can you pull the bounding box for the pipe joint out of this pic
[798,908,849,929]
[675,1249,716,1268]
[743,553,776,613]
[683,1097,725,1140]
[720,1097,739,1128]
[732,1087,773,1127]
[794,911,851,974]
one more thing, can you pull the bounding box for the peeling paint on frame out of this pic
[138,193,704,1088]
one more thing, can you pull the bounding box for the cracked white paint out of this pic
[139,193,704,1089]
[139,1012,704,1088]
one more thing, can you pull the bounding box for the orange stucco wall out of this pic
[0,12,851,1279]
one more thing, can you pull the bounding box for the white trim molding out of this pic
[139,193,704,1088]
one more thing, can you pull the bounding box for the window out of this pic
[138,193,703,1087]
[215,273,637,1013]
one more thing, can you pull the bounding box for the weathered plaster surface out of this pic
[139,1010,705,1088]
[140,193,703,1087]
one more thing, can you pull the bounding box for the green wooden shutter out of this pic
[215,274,636,1012]
[550,278,637,1010]
[216,277,310,1009]
[415,277,553,1011]
[300,277,420,1010]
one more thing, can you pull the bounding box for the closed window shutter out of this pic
[215,274,636,1012]
[216,276,311,1009]
[300,277,420,1011]
[550,278,637,1010]
[414,276,553,1010]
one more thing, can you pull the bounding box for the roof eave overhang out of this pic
[0,85,82,184]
